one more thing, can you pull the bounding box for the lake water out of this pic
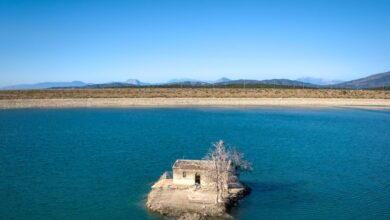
[1,108,390,220]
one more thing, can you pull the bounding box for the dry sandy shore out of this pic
[0,98,390,109]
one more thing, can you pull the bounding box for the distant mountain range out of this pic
[1,81,88,90]
[165,77,232,85]
[1,71,389,90]
[214,79,316,87]
[81,79,150,88]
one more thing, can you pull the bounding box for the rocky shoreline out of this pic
[146,185,250,219]
[146,172,251,219]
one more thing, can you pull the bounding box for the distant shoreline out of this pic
[1,98,389,109]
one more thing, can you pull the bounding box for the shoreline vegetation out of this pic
[0,88,389,109]
[1,88,389,99]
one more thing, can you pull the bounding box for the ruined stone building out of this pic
[172,159,238,188]
[172,160,215,187]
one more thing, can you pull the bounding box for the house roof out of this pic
[172,160,214,170]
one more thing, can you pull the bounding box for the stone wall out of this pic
[173,168,212,186]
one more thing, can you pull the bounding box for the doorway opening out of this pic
[195,173,201,185]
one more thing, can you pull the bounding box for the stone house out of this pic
[172,159,237,188]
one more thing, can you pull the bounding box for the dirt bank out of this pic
[1,98,390,109]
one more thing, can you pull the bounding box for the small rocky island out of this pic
[146,140,252,219]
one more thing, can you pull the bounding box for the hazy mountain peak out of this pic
[167,78,203,84]
[296,77,344,85]
[126,79,141,85]
[214,77,231,83]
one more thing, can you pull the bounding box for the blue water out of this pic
[1,108,390,220]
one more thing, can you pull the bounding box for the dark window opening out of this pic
[183,172,186,178]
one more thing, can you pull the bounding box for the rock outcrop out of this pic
[146,173,250,219]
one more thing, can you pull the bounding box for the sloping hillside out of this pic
[334,71,390,89]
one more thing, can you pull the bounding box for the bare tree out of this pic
[204,140,230,203]
[204,140,252,204]
[229,147,253,173]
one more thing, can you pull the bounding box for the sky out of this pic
[0,0,390,86]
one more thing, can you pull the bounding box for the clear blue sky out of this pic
[1,0,389,86]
